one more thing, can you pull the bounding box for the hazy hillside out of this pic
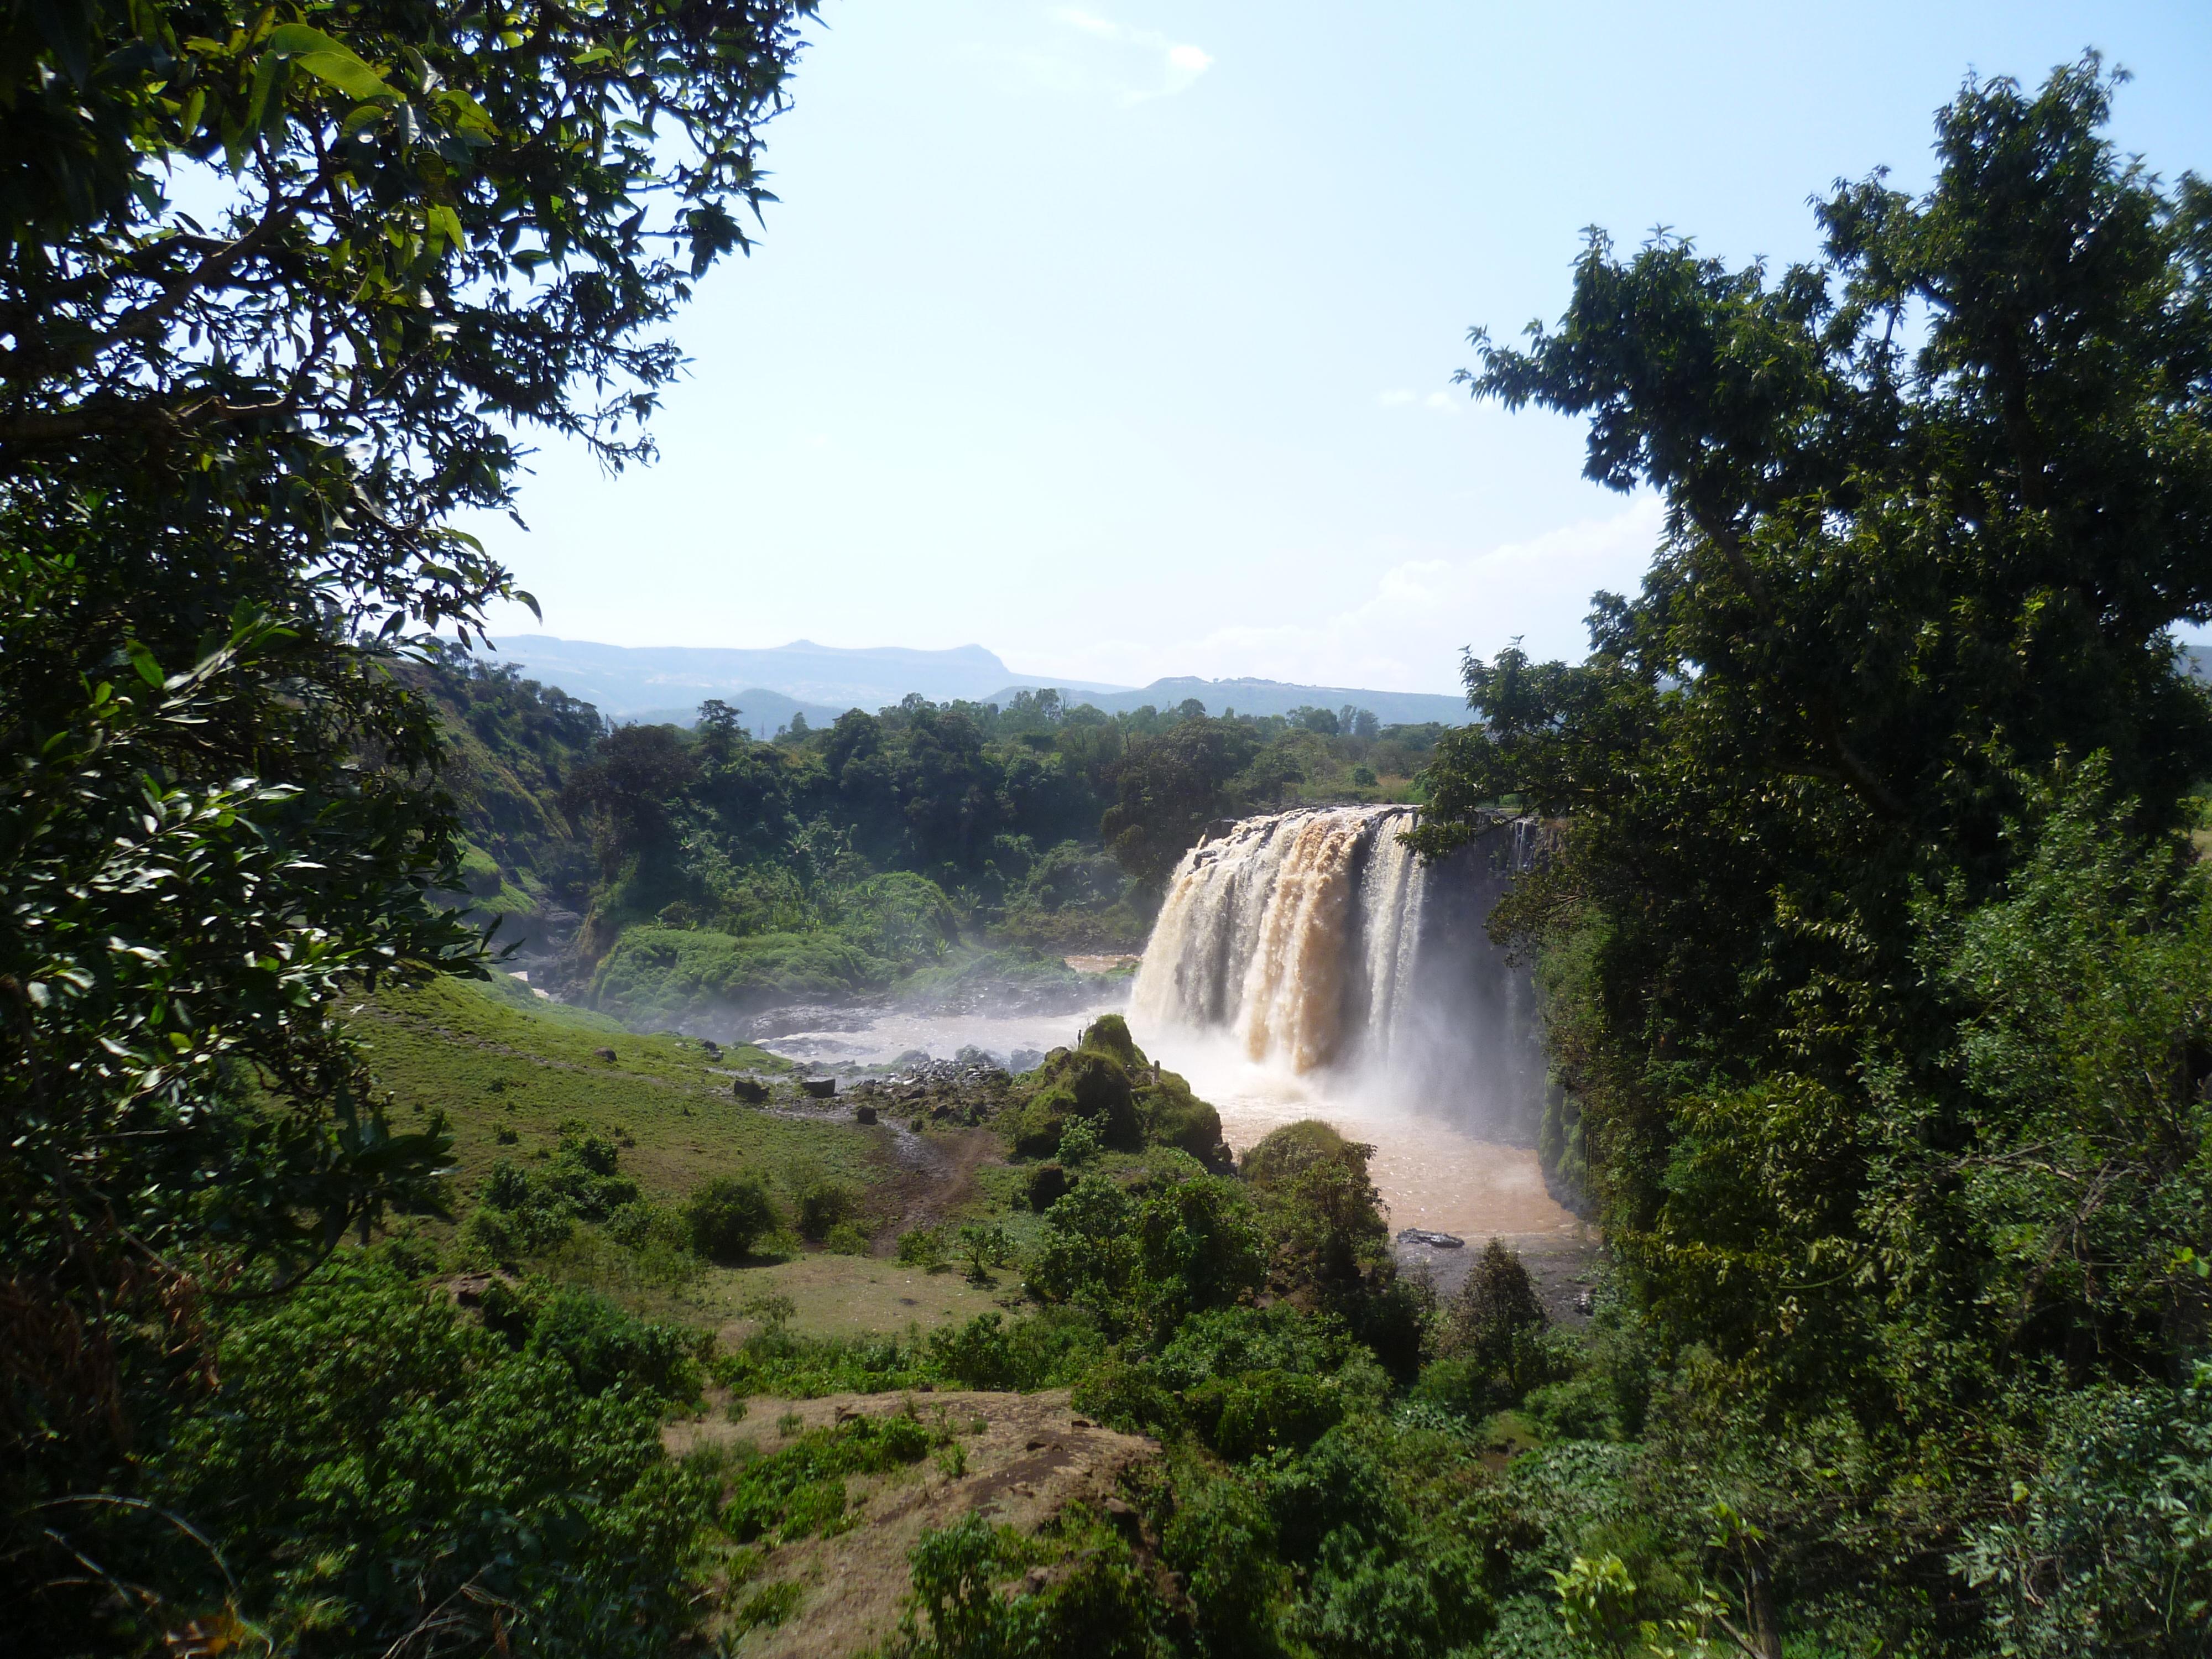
[617,690,846,737]
[478,634,1473,729]
[479,634,1130,719]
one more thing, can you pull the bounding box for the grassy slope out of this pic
[349,973,1031,1342]
[351,973,877,1207]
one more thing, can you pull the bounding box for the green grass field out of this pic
[351,973,881,1207]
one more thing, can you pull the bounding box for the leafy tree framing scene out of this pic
[4,8,2210,1659]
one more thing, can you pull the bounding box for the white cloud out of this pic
[969,8,1212,105]
[1036,498,1667,693]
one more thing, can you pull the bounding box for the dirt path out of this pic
[666,1389,1159,1657]
[860,1126,1006,1240]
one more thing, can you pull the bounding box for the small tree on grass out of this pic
[687,1173,781,1263]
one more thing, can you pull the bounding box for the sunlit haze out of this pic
[471,1,2212,696]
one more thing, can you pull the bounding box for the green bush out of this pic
[1190,1369,1346,1460]
[712,1328,930,1400]
[1286,1541,1494,1659]
[721,1413,941,1544]
[144,1259,719,1657]
[823,1220,873,1255]
[1070,1358,1180,1437]
[685,1172,781,1261]
[896,1225,948,1268]
[898,1512,1164,1659]
[1162,1471,1291,1656]
[592,925,893,1021]
[524,1285,703,1400]
[926,1310,1103,1391]
[1524,1375,1619,1443]
[1959,1363,2212,1657]
[785,1157,859,1241]
[1240,1119,1360,1190]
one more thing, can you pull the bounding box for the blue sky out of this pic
[472,1,2212,696]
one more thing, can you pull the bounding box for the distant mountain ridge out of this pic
[474,634,1472,731]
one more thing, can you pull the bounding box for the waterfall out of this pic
[1131,805,1545,1139]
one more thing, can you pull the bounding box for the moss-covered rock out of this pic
[1009,1015,1230,1171]
[1239,1119,1363,1190]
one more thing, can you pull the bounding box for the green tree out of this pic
[1413,57,2212,1220]
[2,0,815,1640]
[1102,716,1261,885]
[1411,58,2212,1639]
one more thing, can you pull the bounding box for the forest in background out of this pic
[417,641,1451,1021]
[4,7,2210,1657]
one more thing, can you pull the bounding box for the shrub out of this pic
[606,1201,686,1252]
[1438,1239,1547,1373]
[524,1286,702,1400]
[1524,1376,1619,1443]
[721,1413,941,1544]
[899,1511,1164,1659]
[591,925,893,1022]
[1071,1358,1180,1437]
[1056,1112,1104,1165]
[145,1259,719,1656]
[1191,1369,1346,1460]
[1959,1363,2212,1657]
[896,1225,948,1269]
[686,1172,780,1261]
[823,1220,873,1256]
[927,1310,1103,1391]
[1241,1119,1361,1190]
[1287,1540,1494,1659]
[1163,1472,1291,1656]
[956,1221,1014,1284]
[786,1157,859,1241]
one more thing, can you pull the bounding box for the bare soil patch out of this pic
[666,1389,1159,1657]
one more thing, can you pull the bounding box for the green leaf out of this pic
[125,641,164,687]
[264,25,394,102]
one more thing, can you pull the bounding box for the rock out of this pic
[853,1103,878,1125]
[894,1048,932,1067]
[731,1076,770,1104]
[698,1038,722,1058]
[593,1046,617,1063]
[1009,1047,1045,1073]
[801,1076,837,1098]
[1395,1227,1465,1249]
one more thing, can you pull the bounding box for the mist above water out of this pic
[1130,805,1546,1145]
[750,804,1573,1240]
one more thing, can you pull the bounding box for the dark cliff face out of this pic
[1381,815,1547,1147]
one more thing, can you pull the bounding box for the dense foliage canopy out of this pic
[1412,58,2212,1650]
[1,0,816,1644]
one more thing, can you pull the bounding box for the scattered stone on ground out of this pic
[844,1057,1020,1131]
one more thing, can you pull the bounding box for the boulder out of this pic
[730,1076,770,1104]
[853,1103,879,1125]
[801,1076,837,1099]
[592,1046,617,1063]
